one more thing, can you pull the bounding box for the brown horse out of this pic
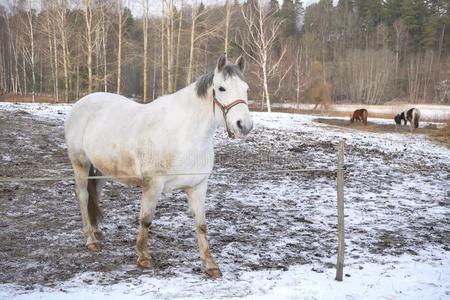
[350,109,368,125]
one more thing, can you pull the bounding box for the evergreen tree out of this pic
[400,0,427,50]
[355,0,382,32]
[383,0,402,25]
[280,0,304,37]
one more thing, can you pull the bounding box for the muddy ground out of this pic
[0,106,449,289]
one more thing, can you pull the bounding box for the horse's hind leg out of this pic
[186,181,222,278]
[72,159,100,251]
[88,166,105,240]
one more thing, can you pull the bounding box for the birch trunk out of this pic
[224,0,231,55]
[174,0,184,90]
[160,1,165,94]
[186,0,197,85]
[165,0,174,93]
[59,10,70,102]
[84,0,93,94]
[117,0,123,94]
[53,24,59,102]
[102,6,108,92]
[22,46,27,96]
[143,0,149,102]
[27,1,35,102]
[45,9,56,101]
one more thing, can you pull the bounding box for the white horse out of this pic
[65,55,252,278]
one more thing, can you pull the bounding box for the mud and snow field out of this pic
[0,102,449,299]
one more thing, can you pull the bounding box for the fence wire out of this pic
[0,167,344,183]
[0,165,448,183]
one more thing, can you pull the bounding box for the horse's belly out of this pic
[162,175,209,192]
[92,155,143,185]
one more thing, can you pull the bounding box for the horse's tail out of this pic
[87,165,103,226]
[414,109,421,128]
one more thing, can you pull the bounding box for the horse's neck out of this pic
[158,84,218,141]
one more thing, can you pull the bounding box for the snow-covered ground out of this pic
[0,102,449,299]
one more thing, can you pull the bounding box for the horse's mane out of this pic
[195,64,245,98]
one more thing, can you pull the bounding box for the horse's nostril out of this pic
[237,120,243,130]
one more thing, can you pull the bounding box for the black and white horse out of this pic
[395,108,421,131]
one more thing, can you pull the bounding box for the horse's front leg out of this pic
[136,181,162,268]
[185,181,222,278]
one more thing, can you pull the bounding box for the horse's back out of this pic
[405,108,421,120]
[68,92,137,120]
[65,93,140,154]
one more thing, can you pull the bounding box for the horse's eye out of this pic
[218,86,226,92]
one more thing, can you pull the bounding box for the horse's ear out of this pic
[236,55,245,72]
[216,54,227,73]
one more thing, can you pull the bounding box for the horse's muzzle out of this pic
[236,119,253,136]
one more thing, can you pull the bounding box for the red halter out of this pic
[213,97,248,138]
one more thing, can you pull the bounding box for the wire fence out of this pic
[0,166,447,183]
[0,167,344,183]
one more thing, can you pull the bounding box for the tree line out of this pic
[0,0,449,110]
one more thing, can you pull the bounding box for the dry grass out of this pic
[430,120,450,146]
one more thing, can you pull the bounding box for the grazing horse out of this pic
[350,109,368,125]
[394,108,421,131]
[65,55,252,278]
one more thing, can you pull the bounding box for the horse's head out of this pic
[394,114,401,125]
[212,55,253,138]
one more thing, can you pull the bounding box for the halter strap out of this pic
[213,97,247,138]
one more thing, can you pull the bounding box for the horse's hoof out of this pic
[137,258,153,269]
[205,268,222,278]
[86,243,100,252]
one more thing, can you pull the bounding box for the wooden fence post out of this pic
[335,140,345,281]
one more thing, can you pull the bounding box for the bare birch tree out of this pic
[160,0,165,94]
[55,1,71,102]
[186,1,219,85]
[238,0,285,112]
[26,0,36,102]
[84,0,94,94]
[186,0,197,85]
[224,0,231,55]
[117,0,123,94]
[165,0,175,93]
[143,0,149,101]
[173,0,184,90]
